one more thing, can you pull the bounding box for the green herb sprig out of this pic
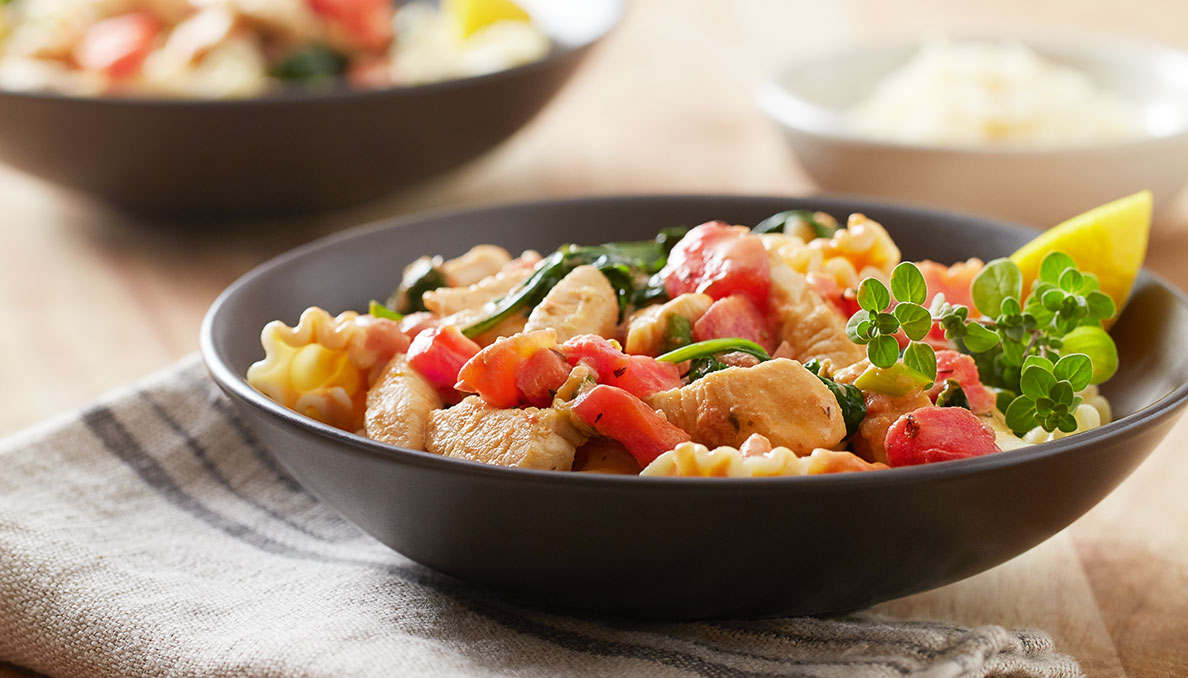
[852,251,1119,436]
[844,262,938,382]
[1003,354,1093,434]
[950,253,1118,403]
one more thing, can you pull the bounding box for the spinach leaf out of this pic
[271,45,348,81]
[803,359,866,437]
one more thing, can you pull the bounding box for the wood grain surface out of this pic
[3,1,1187,676]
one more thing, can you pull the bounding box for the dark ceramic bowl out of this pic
[200,195,1188,618]
[0,2,620,216]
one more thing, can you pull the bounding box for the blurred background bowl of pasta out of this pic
[757,34,1188,227]
[0,0,622,215]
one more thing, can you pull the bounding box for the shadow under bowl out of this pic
[201,195,1188,618]
[0,1,621,217]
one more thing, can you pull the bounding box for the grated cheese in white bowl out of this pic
[848,38,1144,148]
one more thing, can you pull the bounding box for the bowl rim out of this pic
[200,193,1188,491]
[0,0,623,107]
[756,31,1188,155]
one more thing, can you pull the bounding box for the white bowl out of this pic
[757,35,1188,226]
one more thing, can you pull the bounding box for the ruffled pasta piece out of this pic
[1080,384,1113,426]
[247,307,409,431]
[770,213,901,290]
[640,441,887,478]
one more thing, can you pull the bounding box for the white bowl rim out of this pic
[757,31,1188,155]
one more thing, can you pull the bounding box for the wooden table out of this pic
[3,1,1187,675]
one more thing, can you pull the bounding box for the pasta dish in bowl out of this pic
[201,194,1188,617]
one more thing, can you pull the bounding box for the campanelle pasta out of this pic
[640,438,887,477]
[247,306,407,431]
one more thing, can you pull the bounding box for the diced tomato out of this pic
[571,385,692,466]
[455,330,568,408]
[407,325,481,392]
[927,350,996,414]
[661,221,771,311]
[803,448,888,474]
[308,0,393,51]
[806,273,861,319]
[918,259,983,311]
[516,349,571,408]
[910,259,985,349]
[692,295,777,353]
[561,335,682,399]
[74,12,159,78]
[884,406,1000,467]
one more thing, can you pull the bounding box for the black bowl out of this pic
[0,2,620,216]
[200,195,1188,618]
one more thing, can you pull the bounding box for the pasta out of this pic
[246,306,408,431]
[640,439,886,477]
[769,213,901,290]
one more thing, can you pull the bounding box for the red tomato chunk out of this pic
[309,0,393,51]
[927,350,996,415]
[661,222,771,312]
[74,12,159,78]
[884,406,1001,467]
[918,259,982,311]
[561,335,682,399]
[455,330,570,409]
[516,349,571,408]
[692,295,776,353]
[572,385,691,466]
[407,326,481,393]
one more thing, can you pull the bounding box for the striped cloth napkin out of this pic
[0,356,1083,678]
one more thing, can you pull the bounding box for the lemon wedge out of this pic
[442,0,532,39]
[1010,190,1152,321]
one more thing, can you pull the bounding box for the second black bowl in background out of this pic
[0,1,621,216]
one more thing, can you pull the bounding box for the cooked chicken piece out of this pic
[230,0,323,43]
[572,439,643,475]
[423,263,533,317]
[442,245,512,288]
[833,359,931,464]
[425,396,587,470]
[645,358,846,454]
[364,356,443,449]
[523,265,618,342]
[156,6,238,65]
[766,251,866,368]
[623,293,714,356]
